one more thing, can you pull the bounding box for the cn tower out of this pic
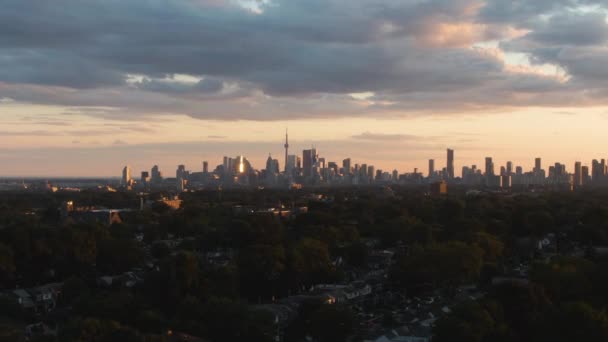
[284,128,289,173]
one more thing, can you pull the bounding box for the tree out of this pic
[289,238,334,288]
[96,238,144,273]
[309,305,355,342]
[547,302,608,342]
[474,232,504,263]
[60,276,90,305]
[433,301,500,342]
[0,242,15,284]
[238,244,286,299]
[391,242,484,292]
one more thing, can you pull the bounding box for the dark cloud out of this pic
[0,0,607,120]
[525,12,608,46]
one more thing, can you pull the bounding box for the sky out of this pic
[1,0,608,177]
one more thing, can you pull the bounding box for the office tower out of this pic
[360,164,368,178]
[319,157,326,170]
[534,158,542,173]
[328,162,338,174]
[501,175,512,188]
[429,159,435,177]
[447,149,454,180]
[284,129,289,173]
[265,154,280,174]
[222,156,232,175]
[582,166,590,185]
[553,163,566,177]
[343,158,352,175]
[141,171,150,184]
[462,166,470,178]
[500,166,506,176]
[176,165,186,179]
[151,165,162,183]
[367,165,375,183]
[286,155,297,174]
[203,161,209,174]
[122,166,132,186]
[574,162,582,188]
[485,157,494,176]
[516,166,523,175]
[506,161,513,175]
[392,170,399,181]
[303,148,317,178]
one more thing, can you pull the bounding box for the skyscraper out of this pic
[141,171,150,185]
[506,161,513,175]
[447,149,454,180]
[574,162,582,188]
[343,158,352,175]
[284,129,289,173]
[151,165,162,183]
[429,159,435,177]
[485,157,494,176]
[122,166,132,186]
[176,164,186,179]
[286,155,297,175]
[303,149,314,178]
[367,165,375,183]
[203,161,209,174]
[534,158,542,173]
[582,166,590,185]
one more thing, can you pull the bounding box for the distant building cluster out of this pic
[116,132,608,192]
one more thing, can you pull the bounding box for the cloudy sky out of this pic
[1,0,608,177]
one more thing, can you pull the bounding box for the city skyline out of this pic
[2,1,608,177]
[114,141,605,185]
[2,126,608,179]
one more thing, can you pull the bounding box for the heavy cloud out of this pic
[1,0,608,120]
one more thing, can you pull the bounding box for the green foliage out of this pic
[433,301,502,342]
[309,304,355,342]
[391,242,484,291]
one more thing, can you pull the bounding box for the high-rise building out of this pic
[582,166,590,185]
[141,171,150,185]
[506,161,513,175]
[429,159,435,177]
[203,161,209,174]
[343,158,352,175]
[485,157,494,176]
[574,162,583,187]
[176,165,186,179]
[360,164,368,178]
[446,149,454,180]
[286,155,297,175]
[122,166,132,186]
[151,165,162,183]
[303,149,314,178]
[284,129,289,173]
[367,165,375,183]
[534,158,542,173]
[265,154,280,174]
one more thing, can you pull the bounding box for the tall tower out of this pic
[122,166,132,186]
[446,149,454,180]
[284,128,289,173]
